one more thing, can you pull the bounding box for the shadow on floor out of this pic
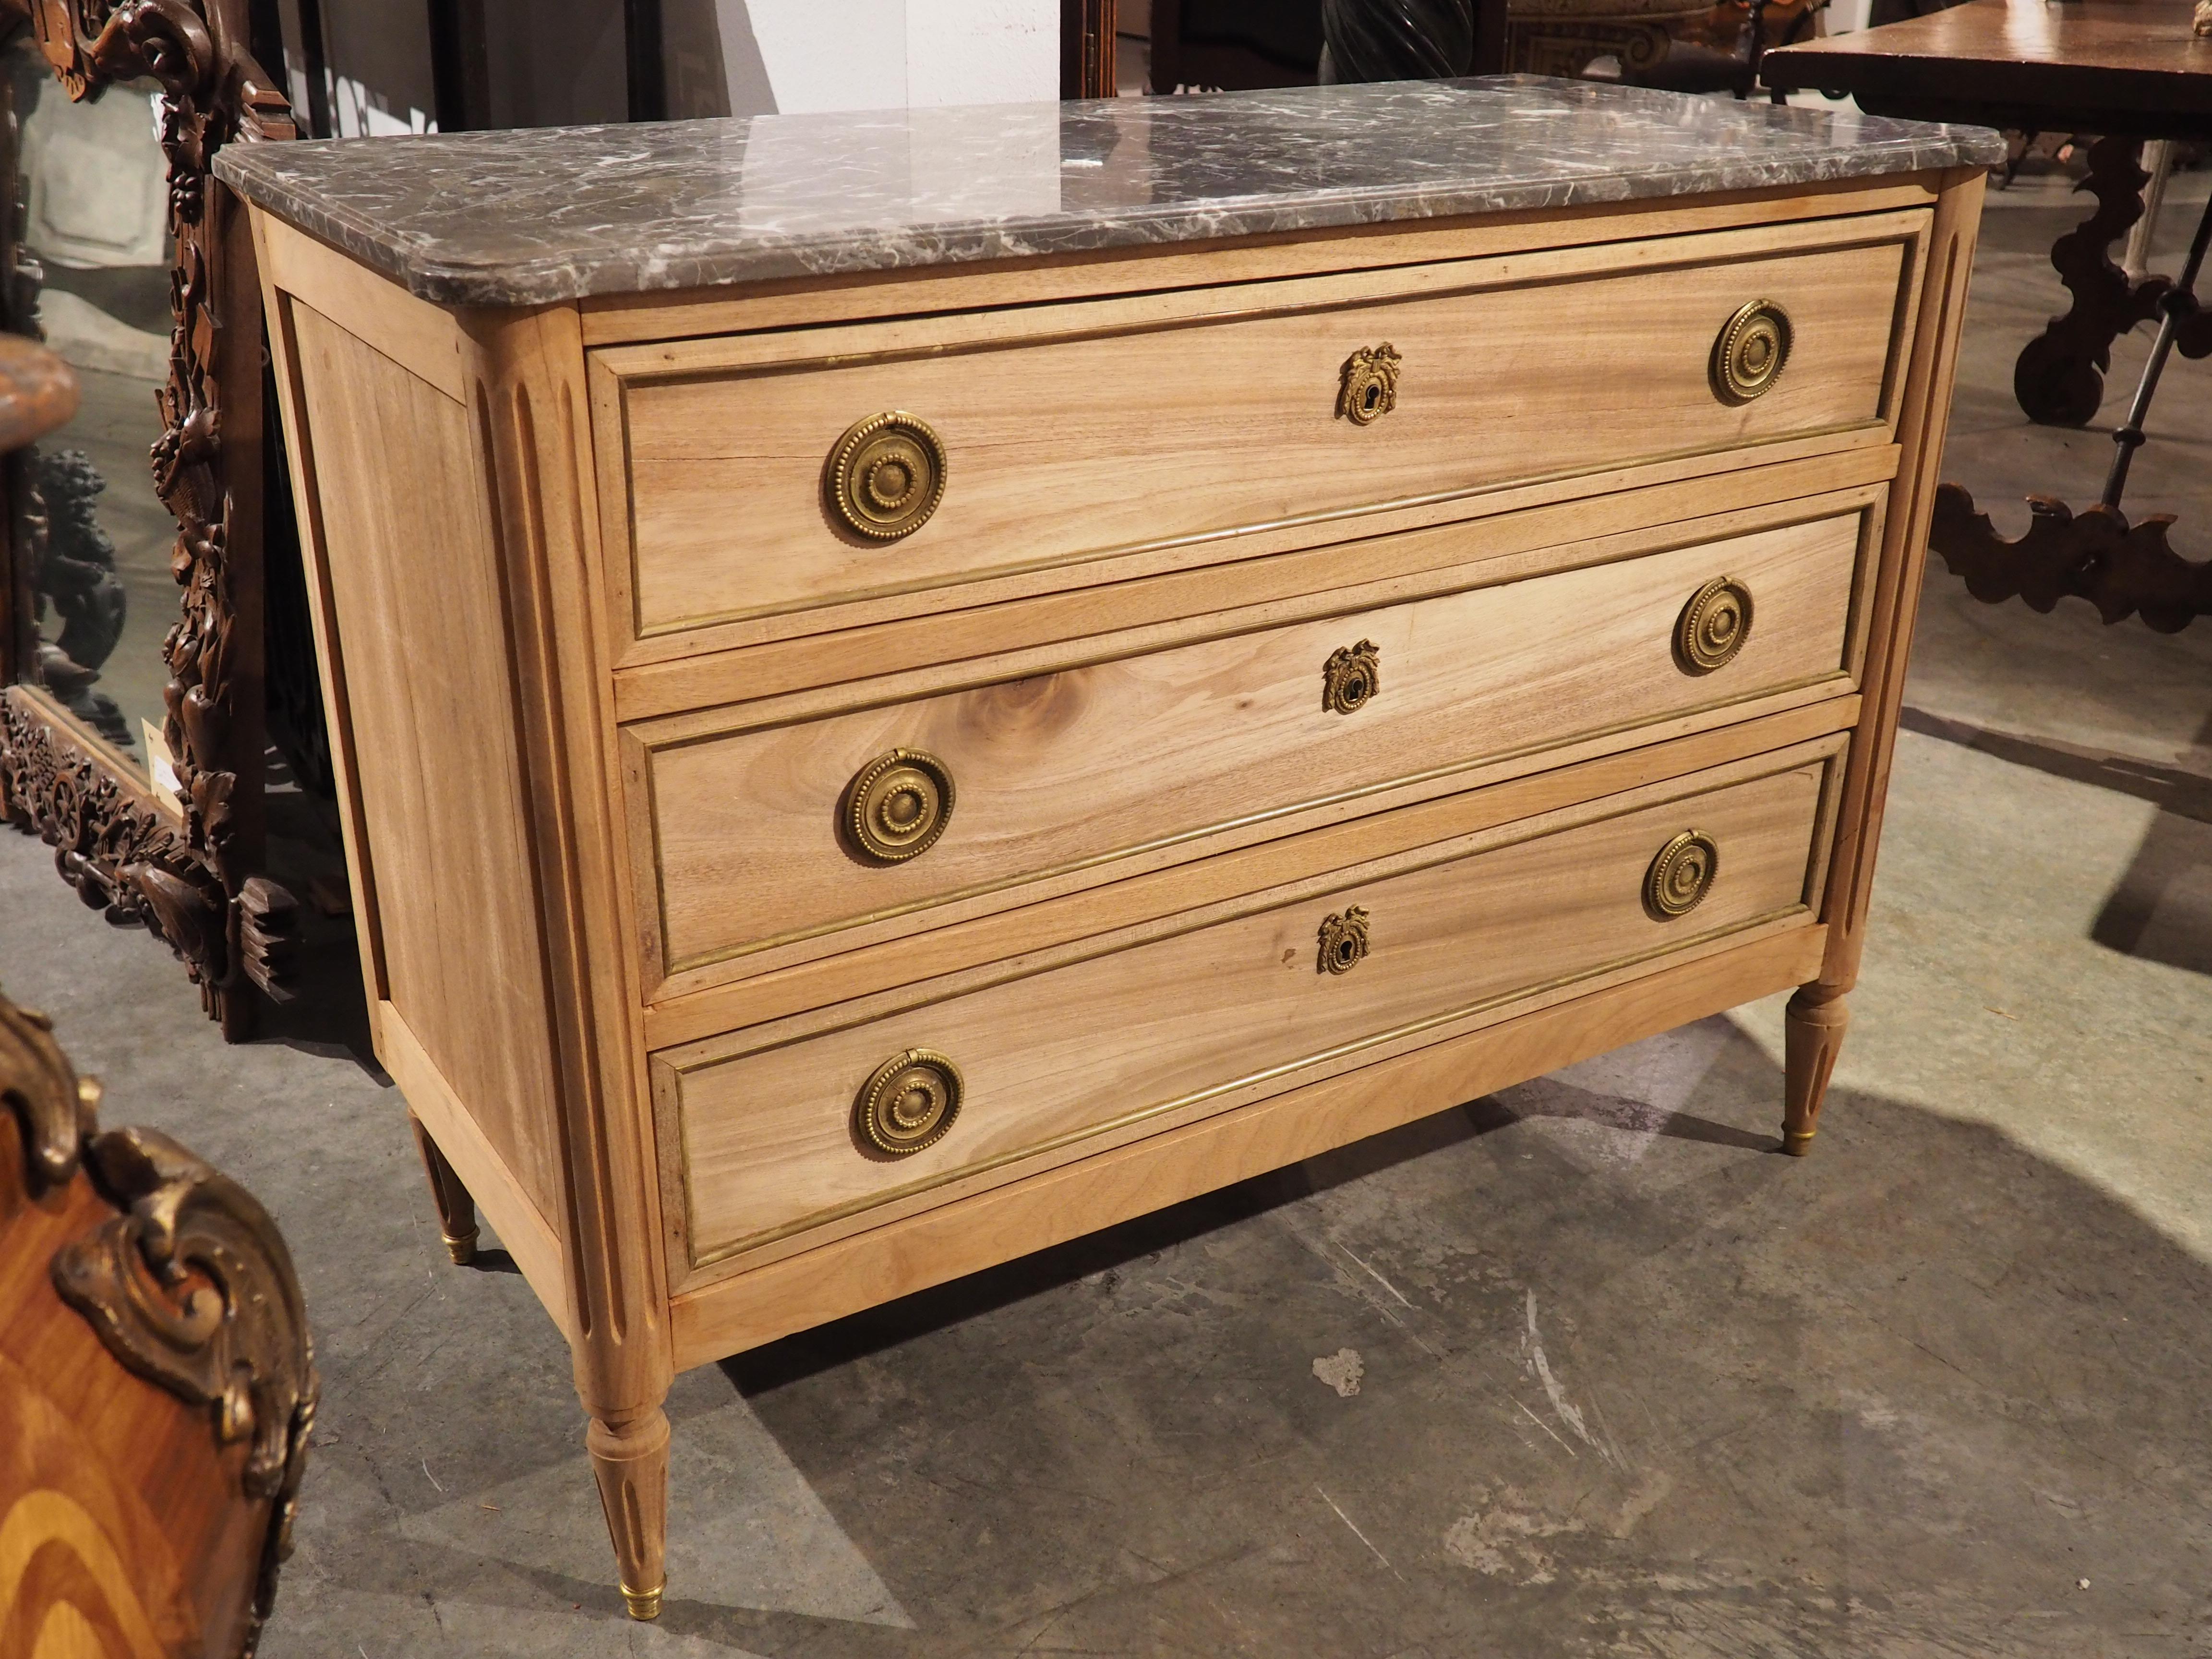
[572,1064,2212,1657]
[1901,701,2212,978]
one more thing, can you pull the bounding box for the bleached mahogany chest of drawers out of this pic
[220,78,1998,1618]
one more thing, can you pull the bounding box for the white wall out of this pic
[726,0,1056,116]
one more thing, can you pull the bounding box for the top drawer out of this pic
[591,212,1925,650]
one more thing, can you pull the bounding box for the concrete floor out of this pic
[3,169,2210,1658]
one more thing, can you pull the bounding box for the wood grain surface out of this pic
[665,753,1832,1266]
[668,921,1828,1364]
[638,511,1866,983]
[0,1117,266,1658]
[282,301,570,1229]
[599,217,1919,640]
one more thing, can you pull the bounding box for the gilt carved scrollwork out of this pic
[4,983,318,1654]
[2,0,300,1035]
[52,1126,316,1500]
[0,991,94,1192]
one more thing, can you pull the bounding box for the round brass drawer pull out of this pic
[843,747,955,864]
[1337,343,1402,425]
[827,411,947,541]
[1674,576,1754,674]
[1711,300,1792,404]
[1322,639,1382,714]
[1645,829,1719,920]
[855,1048,963,1156]
[1317,904,1370,974]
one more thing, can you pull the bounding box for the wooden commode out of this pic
[217,78,1999,1616]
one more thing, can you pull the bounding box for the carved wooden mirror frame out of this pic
[0,0,297,1038]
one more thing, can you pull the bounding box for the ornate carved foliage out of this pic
[3,0,298,1034]
[1930,484,2210,635]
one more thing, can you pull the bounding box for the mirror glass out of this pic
[10,38,175,781]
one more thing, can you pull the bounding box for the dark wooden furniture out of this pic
[0,1,303,1039]
[1766,1,2212,630]
[0,980,317,1657]
[1148,0,1804,90]
[1064,0,1122,96]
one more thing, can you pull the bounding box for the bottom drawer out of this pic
[661,748,1837,1271]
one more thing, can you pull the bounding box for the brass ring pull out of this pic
[1711,300,1792,404]
[827,411,947,541]
[1317,905,1370,974]
[855,1048,963,1156]
[1674,576,1754,674]
[1322,639,1382,714]
[843,748,955,864]
[1645,830,1719,919]
[1336,344,1401,425]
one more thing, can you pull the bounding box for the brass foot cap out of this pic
[621,1582,663,1621]
[442,1231,479,1266]
[1781,1130,1816,1157]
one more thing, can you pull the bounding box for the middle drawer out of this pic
[629,505,1865,990]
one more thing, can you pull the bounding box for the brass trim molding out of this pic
[688,904,1817,1268]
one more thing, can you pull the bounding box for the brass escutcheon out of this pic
[1674,576,1754,674]
[1711,300,1792,404]
[826,411,947,540]
[1337,343,1402,425]
[855,1048,963,1157]
[1322,639,1382,714]
[1645,830,1719,919]
[843,747,955,863]
[1317,905,1370,975]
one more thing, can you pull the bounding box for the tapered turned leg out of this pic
[588,1404,671,1619]
[1782,986,1851,1156]
[409,1115,480,1264]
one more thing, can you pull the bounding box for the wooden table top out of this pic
[0,334,78,453]
[1763,0,2212,136]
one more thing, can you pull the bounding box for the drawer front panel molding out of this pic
[593,214,1924,648]
[635,508,1870,984]
[663,752,1840,1274]
[661,750,1839,1268]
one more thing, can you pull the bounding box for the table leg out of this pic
[2013,135,2169,427]
[409,1114,479,1266]
[588,1400,671,1621]
[1781,987,1850,1156]
[1933,189,2212,633]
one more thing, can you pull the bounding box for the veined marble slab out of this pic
[216,76,2001,308]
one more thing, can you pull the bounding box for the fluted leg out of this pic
[409,1115,480,1264]
[1781,986,1851,1156]
[588,1404,671,1620]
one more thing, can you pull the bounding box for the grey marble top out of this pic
[216,77,2001,308]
